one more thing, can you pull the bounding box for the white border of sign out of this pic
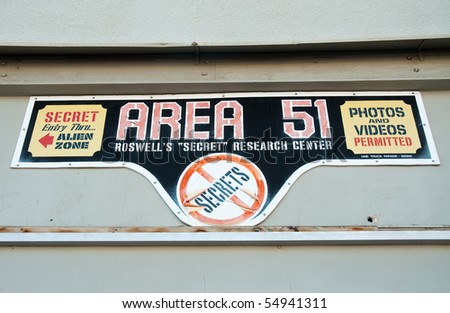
[11,91,440,228]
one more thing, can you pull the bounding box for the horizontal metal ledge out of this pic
[2,38,450,54]
[1,80,450,96]
[1,231,449,246]
[0,51,449,95]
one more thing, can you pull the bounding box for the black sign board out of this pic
[12,92,439,226]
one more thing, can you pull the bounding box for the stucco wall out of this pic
[1,0,449,49]
[0,245,449,292]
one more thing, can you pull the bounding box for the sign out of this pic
[12,92,439,226]
[340,100,421,154]
[177,153,268,225]
[28,105,107,157]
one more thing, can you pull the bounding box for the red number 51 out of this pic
[282,99,331,139]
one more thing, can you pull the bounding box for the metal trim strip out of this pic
[1,231,449,246]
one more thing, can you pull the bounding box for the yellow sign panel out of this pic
[28,105,107,157]
[340,101,421,154]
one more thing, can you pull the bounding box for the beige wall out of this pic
[1,0,449,49]
[0,245,449,292]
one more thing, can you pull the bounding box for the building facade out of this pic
[0,0,449,291]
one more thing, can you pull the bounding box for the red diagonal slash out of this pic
[196,167,256,211]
